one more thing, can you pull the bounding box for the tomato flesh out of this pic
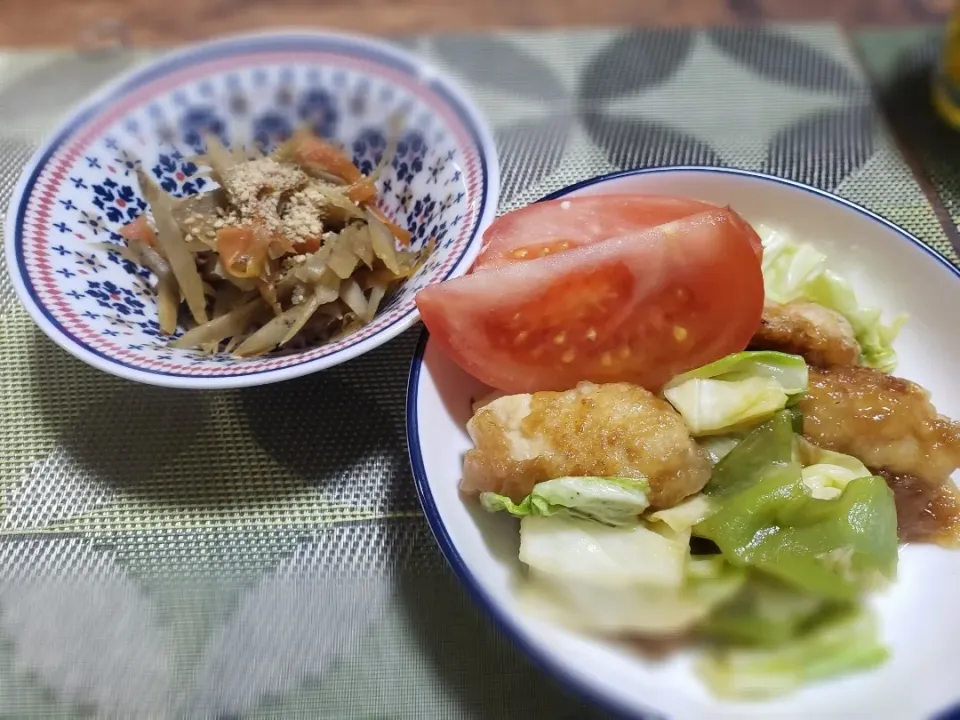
[417,208,765,393]
[472,194,762,271]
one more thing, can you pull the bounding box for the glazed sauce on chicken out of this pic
[877,469,960,545]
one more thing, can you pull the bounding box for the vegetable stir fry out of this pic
[432,193,960,699]
[114,128,427,356]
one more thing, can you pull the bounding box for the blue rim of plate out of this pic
[6,30,499,388]
[406,166,960,720]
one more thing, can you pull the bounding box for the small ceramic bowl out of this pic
[407,167,960,719]
[6,30,499,389]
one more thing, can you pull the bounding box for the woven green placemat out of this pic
[0,24,955,719]
[854,26,960,253]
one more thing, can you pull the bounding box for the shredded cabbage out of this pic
[518,515,689,588]
[759,225,907,373]
[698,435,743,464]
[480,476,650,527]
[521,556,745,636]
[665,350,808,395]
[699,606,888,699]
[796,436,872,501]
[648,493,717,533]
[663,351,808,436]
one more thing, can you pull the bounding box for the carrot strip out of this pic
[216,226,268,278]
[292,135,362,183]
[119,215,156,247]
[293,238,323,254]
[346,178,378,204]
[369,206,412,247]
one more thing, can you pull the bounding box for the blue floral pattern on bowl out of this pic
[8,32,498,388]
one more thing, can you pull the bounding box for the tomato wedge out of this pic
[472,194,762,271]
[416,208,765,393]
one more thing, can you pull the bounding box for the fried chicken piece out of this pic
[799,366,960,543]
[875,469,960,545]
[800,366,960,481]
[749,301,860,367]
[461,381,711,510]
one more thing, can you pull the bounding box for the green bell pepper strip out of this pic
[699,605,889,699]
[702,573,828,647]
[702,409,798,500]
[695,413,898,600]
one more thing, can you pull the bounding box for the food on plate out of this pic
[800,365,960,544]
[876,469,960,545]
[109,129,424,356]
[750,300,861,367]
[462,382,712,510]
[471,194,763,271]
[757,226,905,372]
[660,350,807,436]
[478,371,906,699]
[416,207,765,393]
[418,193,959,699]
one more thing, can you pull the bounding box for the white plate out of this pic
[406,167,960,719]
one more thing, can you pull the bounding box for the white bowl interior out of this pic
[411,169,960,719]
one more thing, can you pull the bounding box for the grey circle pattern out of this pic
[583,113,725,170]
[578,30,695,102]
[764,105,876,191]
[0,25,930,719]
[706,27,863,95]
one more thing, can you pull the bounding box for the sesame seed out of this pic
[223,157,306,209]
[279,183,349,243]
[561,349,575,363]
[585,327,597,341]
[221,157,307,239]
[673,325,688,341]
[553,332,566,345]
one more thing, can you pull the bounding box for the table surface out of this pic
[0,0,955,47]
[0,15,959,720]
